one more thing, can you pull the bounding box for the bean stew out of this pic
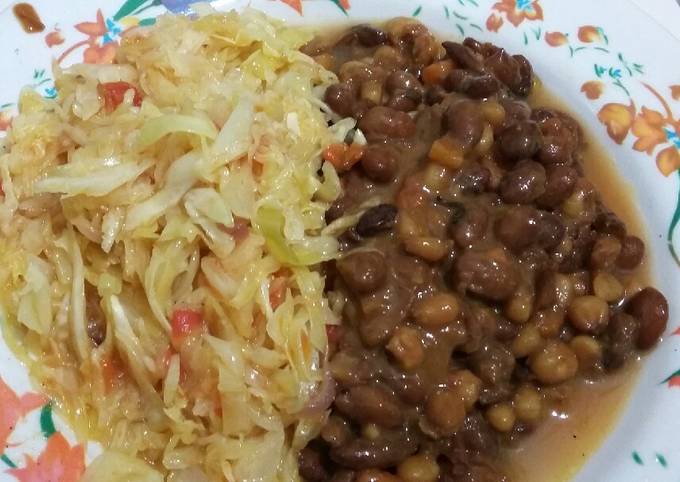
[300,18,670,482]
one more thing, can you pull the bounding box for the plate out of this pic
[0,0,679,480]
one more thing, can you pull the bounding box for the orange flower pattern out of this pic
[672,85,680,101]
[54,9,124,65]
[277,0,350,15]
[44,30,64,47]
[8,434,85,482]
[489,0,543,27]
[594,84,680,176]
[578,25,603,43]
[597,102,636,145]
[279,0,303,14]
[631,107,668,155]
[581,80,604,100]
[545,31,567,46]
[0,377,46,456]
[486,13,503,32]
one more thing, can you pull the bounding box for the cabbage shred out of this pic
[0,7,342,481]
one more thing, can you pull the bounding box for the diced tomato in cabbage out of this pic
[171,309,204,342]
[101,355,125,392]
[99,81,143,112]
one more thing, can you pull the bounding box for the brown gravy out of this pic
[13,3,45,34]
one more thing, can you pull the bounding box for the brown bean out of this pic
[494,205,540,253]
[298,447,328,482]
[321,415,353,448]
[445,70,501,98]
[469,340,516,385]
[337,251,387,294]
[617,235,645,270]
[453,164,491,193]
[383,369,427,405]
[387,90,421,112]
[335,385,403,428]
[499,160,546,204]
[484,48,521,91]
[512,54,533,96]
[534,110,581,164]
[386,72,424,112]
[445,99,484,150]
[361,145,398,183]
[451,204,489,248]
[501,100,532,123]
[424,85,446,105]
[330,432,418,470]
[462,37,489,55]
[455,247,520,301]
[536,212,566,251]
[325,83,357,118]
[529,340,578,384]
[604,312,639,369]
[536,164,578,208]
[85,282,106,346]
[593,211,627,239]
[356,204,398,237]
[627,287,669,349]
[386,71,423,94]
[497,120,542,162]
[359,106,416,140]
[353,25,389,47]
[442,41,483,70]
[461,413,499,454]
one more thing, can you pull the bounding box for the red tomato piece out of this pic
[171,309,203,341]
[99,81,143,112]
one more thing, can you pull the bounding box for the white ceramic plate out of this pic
[0,0,679,480]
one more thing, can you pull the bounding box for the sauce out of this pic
[308,25,657,481]
[502,83,649,480]
[13,3,45,34]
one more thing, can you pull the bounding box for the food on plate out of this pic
[0,7,346,481]
[297,18,670,481]
[0,5,671,481]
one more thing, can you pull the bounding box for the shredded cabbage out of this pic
[0,6,343,482]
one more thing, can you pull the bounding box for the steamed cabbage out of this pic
[0,6,342,481]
